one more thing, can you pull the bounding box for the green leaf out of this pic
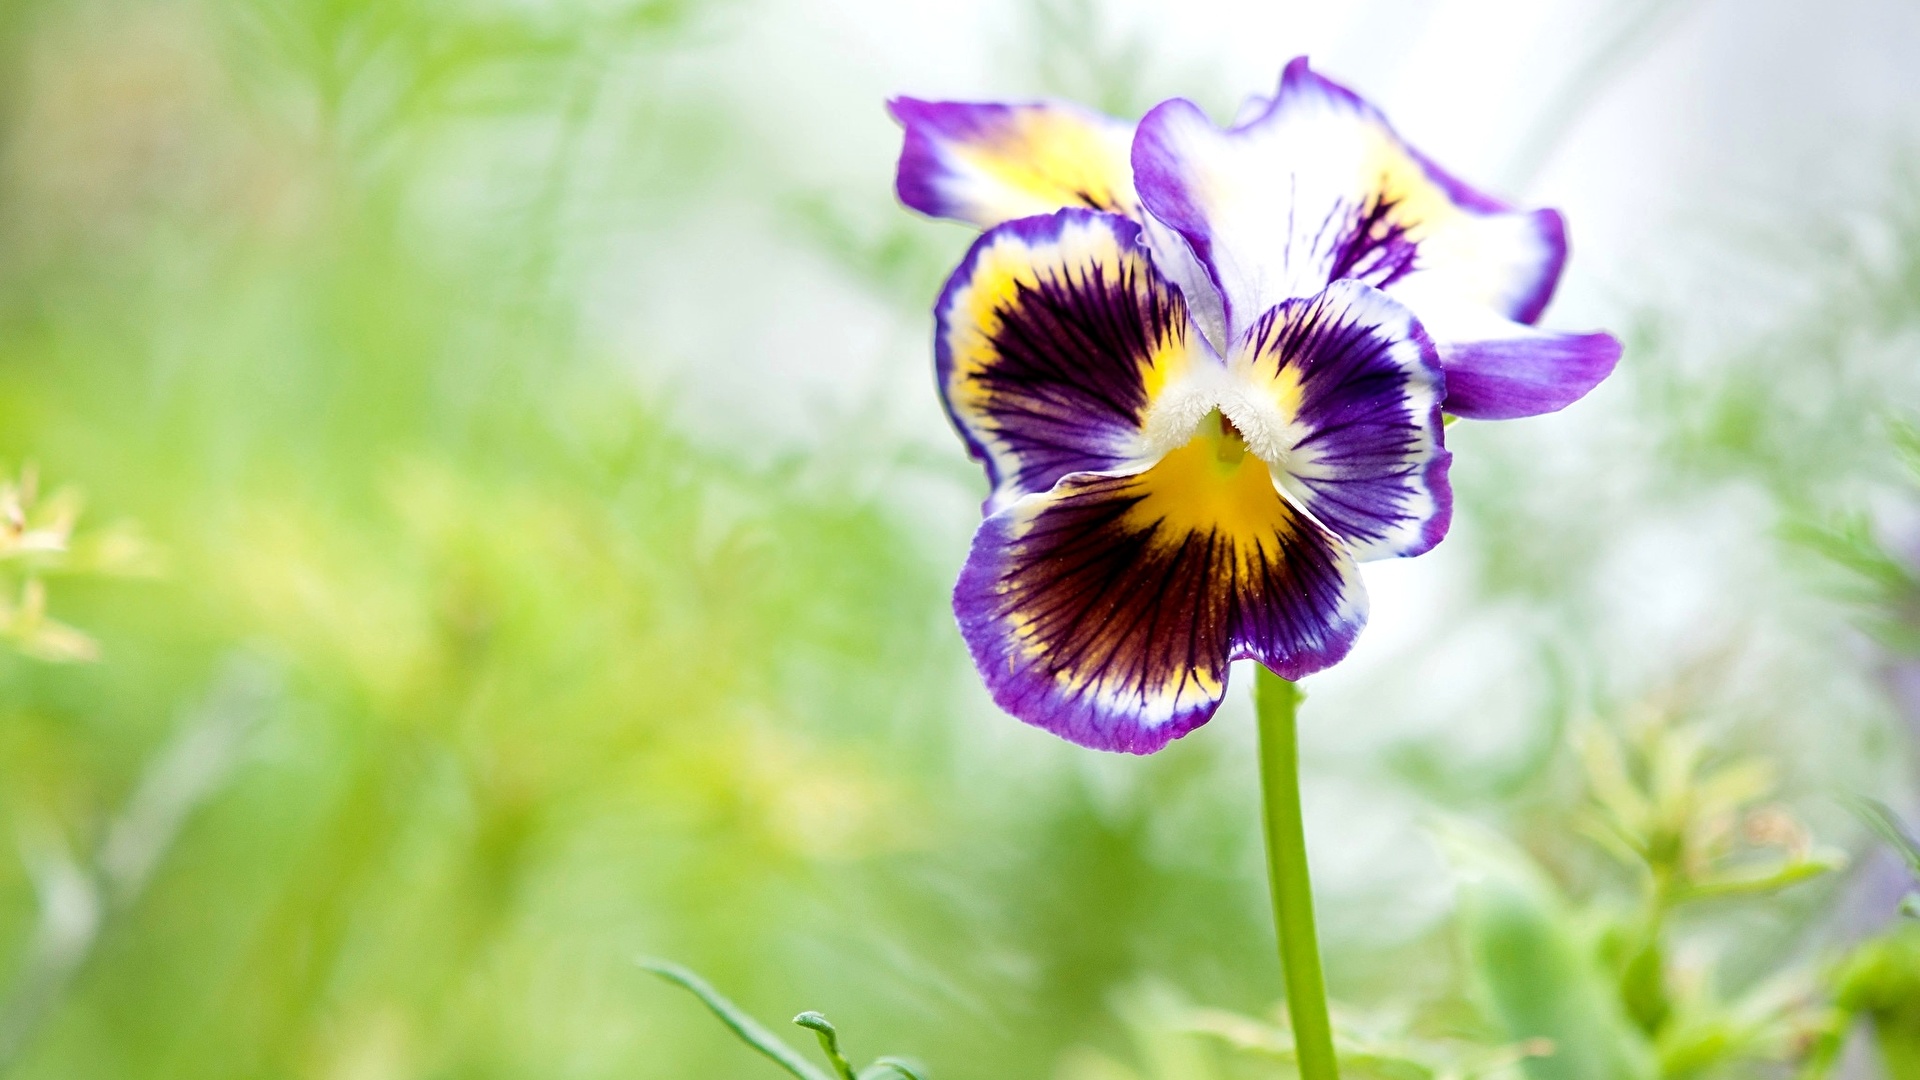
[638,958,835,1080]
[1435,820,1657,1080]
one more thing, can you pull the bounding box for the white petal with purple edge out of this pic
[1131,57,1568,342]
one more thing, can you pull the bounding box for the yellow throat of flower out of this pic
[1122,410,1294,546]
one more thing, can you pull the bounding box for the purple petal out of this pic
[1231,280,1452,560]
[888,98,1139,228]
[1437,327,1623,421]
[936,209,1215,513]
[1506,208,1568,326]
[1131,56,1568,343]
[953,449,1367,755]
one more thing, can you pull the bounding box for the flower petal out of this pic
[1131,57,1566,341]
[1139,210,1228,352]
[1406,299,1623,420]
[1227,279,1451,560]
[953,437,1367,754]
[889,98,1140,228]
[1439,333,1623,421]
[937,209,1215,513]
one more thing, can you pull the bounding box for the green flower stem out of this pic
[1254,666,1339,1080]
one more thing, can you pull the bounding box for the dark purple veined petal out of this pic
[953,434,1367,755]
[1131,56,1568,342]
[1229,280,1451,560]
[937,209,1217,513]
[888,98,1140,228]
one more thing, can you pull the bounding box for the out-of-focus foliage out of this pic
[1831,929,1920,1079]
[1793,420,1920,1079]
[0,0,970,1075]
[1485,712,1843,1080]
[0,466,156,663]
[1024,710,1858,1080]
[1849,798,1920,916]
[0,1,1917,1079]
[0,1,1285,1076]
[1444,818,1657,1080]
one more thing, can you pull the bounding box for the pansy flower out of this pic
[892,59,1620,753]
[893,57,1620,420]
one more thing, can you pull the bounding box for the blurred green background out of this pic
[0,0,1918,1077]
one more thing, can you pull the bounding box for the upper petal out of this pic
[889,98,1140,228]
[953,436,1367,754]
[937,209,1216,513]
[1139,209,1229,353]
[1131,57,1566,341]
[1227,280,1451,561]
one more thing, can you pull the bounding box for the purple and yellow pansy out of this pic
[892,57,1619,754]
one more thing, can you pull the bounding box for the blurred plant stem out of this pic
[0,656,279,1069]
[1255,666,1338,1080]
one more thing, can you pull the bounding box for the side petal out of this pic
[1228,279,1451,561]
[953,439,1367,755]
[1131,57,1565,341]
[1407,298,1623,420]
[889,98,1140,228]
[937,209,1215,513]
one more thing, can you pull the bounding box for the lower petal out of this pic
[953,440,1366,754]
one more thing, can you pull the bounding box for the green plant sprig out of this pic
[639,959,927,1080]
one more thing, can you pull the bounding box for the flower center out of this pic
[1139,368,1292,470]
[1201,409,1249,468]
[1122,409,1293,544]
